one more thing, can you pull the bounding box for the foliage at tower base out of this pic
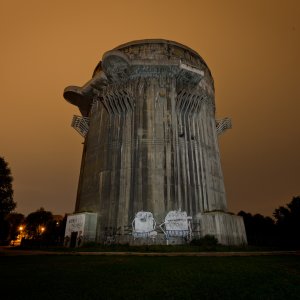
[0,157,16,243]
[238,196,300,248]
[273,196,300,248]
[20,208,66,248]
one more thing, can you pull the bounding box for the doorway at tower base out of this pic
[64,212,98,247]
[196,212,247,246]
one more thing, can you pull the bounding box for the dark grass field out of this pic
[1,255,299,299]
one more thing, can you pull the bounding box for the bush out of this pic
[190,235,219,250]
[20,238,61,249]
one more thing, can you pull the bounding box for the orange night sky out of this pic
[1,0,299,217]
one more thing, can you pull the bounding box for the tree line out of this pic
[238,196,300,248]
[2,208,67,246]
[0,157,66,245]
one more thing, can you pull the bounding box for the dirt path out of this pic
[0,246,299,257]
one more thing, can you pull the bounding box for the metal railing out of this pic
[71,115,90,138]
[216,117,232,136]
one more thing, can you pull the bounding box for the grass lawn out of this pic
[1,255,299,299]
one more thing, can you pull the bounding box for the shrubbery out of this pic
[238,196,300,248]
[190,235,219,250]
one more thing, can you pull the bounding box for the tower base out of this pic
[197,212,247,245]
[64,212,97,247]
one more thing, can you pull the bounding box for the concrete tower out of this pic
[63,39,247,246]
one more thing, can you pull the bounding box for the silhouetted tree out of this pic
[238,211,276,246]
[6,212,25,241]
[56,214,67,244]
[23,208,65,246]
[0,157,16,242]
[25,207,53,239]
[273,196,300,247]
[239,196,300,248]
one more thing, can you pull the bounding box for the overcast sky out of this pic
[1,0,299,217]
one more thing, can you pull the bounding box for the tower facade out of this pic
[64,40,247,245]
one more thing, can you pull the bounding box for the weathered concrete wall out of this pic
[197,212,247,245]
[64,39,247,245]
[64,212,97,247]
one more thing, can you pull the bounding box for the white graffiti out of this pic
[132,211,157,239]
[131,210,192,241]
